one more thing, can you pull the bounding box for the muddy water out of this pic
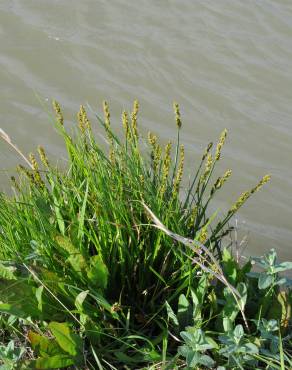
[0,0,292,260]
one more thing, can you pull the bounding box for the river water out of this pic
[0,1,292,261]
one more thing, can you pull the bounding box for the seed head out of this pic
[103,100,111,128]
[122,111,130,139]
[131,100,139,139]
[38,146,49,167]
[173,101,182,129]
[229,191,250,213]
[251,174,271,193]
[215,129,227,161]
[211,169,232,195]
[52,100,64,126]
[202,142,213,161]
[173,145,185,196]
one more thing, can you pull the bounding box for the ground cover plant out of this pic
[0,100,291,369]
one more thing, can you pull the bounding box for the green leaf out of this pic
[35,286,43,312]
[0,303,26,318]
[242,342,258,354]
[199,354,215,368]
[87,255,108,290]
[177,294,192,329]
[75,290,89,312]
[233,324,244,340]
[274,261,292,273]
[78,180,89,240]
[222,248,237,285]
[0,263,16,280]
[28,332,61,357]
[48,322,82,357]
[223,317,233,332]
[67,254,86,275]
[55,235,79,255]
[258,273,273,289]
[165,301,179,327]
[23,355,74,369]
[55,235,87,274]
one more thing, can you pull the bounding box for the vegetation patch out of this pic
[0,101,291,369]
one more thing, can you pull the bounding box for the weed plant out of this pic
[0,101,291,369]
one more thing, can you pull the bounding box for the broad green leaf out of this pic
[223,317,232,332]
[28,331,61,357]
[35,286,43,312]
[237,282,247,309]
[177,294,192,329]
[243,342,258,354]
[0,303,26,318]
[233,324,244,340]
[25,355,74,369]
[191,290,202,322]
[258,273,273,289]
[274,261,292,273]
[56,235,87,274]
[75,290,89,312]
[114,352,137,364]
[55,235,79,255]
[222,248,237,285]
[165,301,179,327]
[199,354,215,368]
[0,263,16,280]
[48,322,82,357]
[67,254,86,275]
[87,255,108,289]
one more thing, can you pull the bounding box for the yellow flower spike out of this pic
[251,174,271,194]
[102,101,114,157]
[122,111,130,139]
[202,142,213,161]
[188,206,198,228]
[199,225,208,244]
[153,144,162,174]
[77,106,85,133]
[200,153,213,184]
[211,169,232,195]
[131,100,139,139]
[229,175,270,214]
[103,100,111,129]
[29,153,38,171]
[173,101,182,129]
[215,129,227,161]
[148,132,157,147]
[80,105,91,131]
[159,141,172,197]
[148,132,161,173]
[229,191,250,213]
[17,164,36,185]
[11,176,20,192]
[29,153,44,188]
[173,145,185,195]
[52,100,64,126]
[38,146,49,167]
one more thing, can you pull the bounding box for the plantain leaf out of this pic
[222,248,237,285]
[21,355,74,369]
[48,322,82,357]
[87,255,108,289]
[258,273,273,290]
[28,331,61,357]
[75,290,89,312]
[0,303,26,318]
